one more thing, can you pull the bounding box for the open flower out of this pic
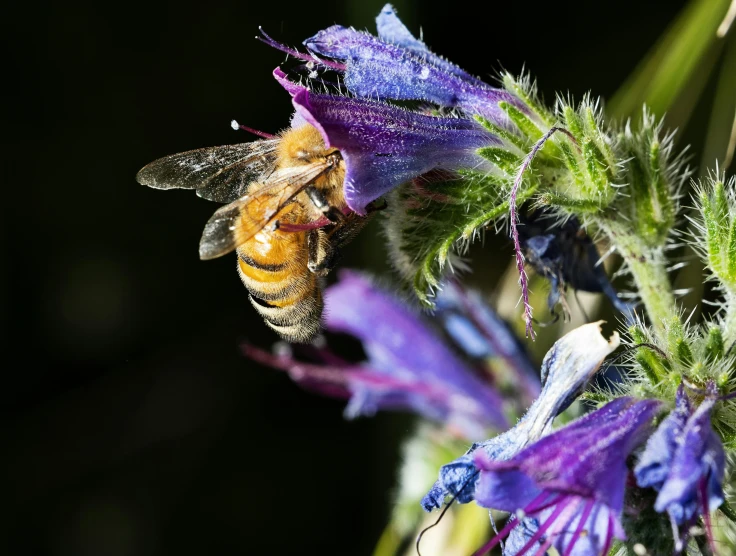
[301,4,518,124]
[635,383,726,552]
[473,397,662,556]
[421,322,620,511]
[273,68,497,214]
[433,283,540,406]
[246,271,511,440]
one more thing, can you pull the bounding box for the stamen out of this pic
[513,497,574,556]
[257,27,346,71]
[509,126,578,340]
[698,476,717,555]
[562,500,594,556]
[416,471,480,556]
[231,119,276,139]
[470,493,563,556]
[469,514,519,556]
[669,512,684,554]
[601,512,615,555]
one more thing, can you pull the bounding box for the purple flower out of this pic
[246,271,509,439]
[301,4,518,124]
[421,322,621,511]
[473,397,662,556]
[433,283,540,406]
[635,383,726,551]
[274,68,497,214]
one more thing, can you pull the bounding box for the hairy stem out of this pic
[598,219,677,340]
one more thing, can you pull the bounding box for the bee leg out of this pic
[307,229,334,277]
[305,185,344,223]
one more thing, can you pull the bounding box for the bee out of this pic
[136,123,369,342]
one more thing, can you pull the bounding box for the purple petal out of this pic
[504,498,624,556]
[303,23,516,123]
[289,86,495,213]
[654,397,726,524]
[635,384,692,490]
[324,271,508,433]
[477,398,662,514]
[376,4,426,50]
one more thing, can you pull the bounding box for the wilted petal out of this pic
[282,79,495,213]
[421,322,620,511]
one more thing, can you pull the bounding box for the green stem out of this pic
[598,219,678,340]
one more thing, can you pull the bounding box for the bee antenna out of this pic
[231,120,276,139]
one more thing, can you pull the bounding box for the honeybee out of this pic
[136,123,369,342]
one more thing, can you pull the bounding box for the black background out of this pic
[5,0,726,554]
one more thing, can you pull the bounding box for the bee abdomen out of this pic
[237,255,322,343]
[248,289,323,343]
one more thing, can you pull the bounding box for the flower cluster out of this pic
[155,3,736,555]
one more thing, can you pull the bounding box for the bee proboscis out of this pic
[137,124,369,342]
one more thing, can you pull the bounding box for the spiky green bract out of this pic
[386,74,621,307]
[592,314,736,449]
[692,175,736,347]
[591,111,687,339]
[385,172,531,307]
[607,111,681,247]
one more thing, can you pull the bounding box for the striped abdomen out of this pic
[236,222,322,343]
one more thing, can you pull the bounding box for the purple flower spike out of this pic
[302,5,518,123]
[280,77,496,214]
[421,322,620,512]
[246,271,509,440]
[472,397,663,556]
[636,382,725,551]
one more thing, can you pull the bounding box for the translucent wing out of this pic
[136,140,280,203]
[198,161,334,260]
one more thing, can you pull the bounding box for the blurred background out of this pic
[4,0,734,554]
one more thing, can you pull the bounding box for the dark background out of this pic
[5,0,728,554]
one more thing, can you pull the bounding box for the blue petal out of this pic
[654,397,726,524]
[303,24,516,123]
[635,384,691,490]
[375,4,426,50]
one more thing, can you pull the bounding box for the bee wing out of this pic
[136,140,280,203]
[198,161,333,260]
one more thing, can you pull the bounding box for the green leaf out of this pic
[607,0,732,122]
[701,33,736,172]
